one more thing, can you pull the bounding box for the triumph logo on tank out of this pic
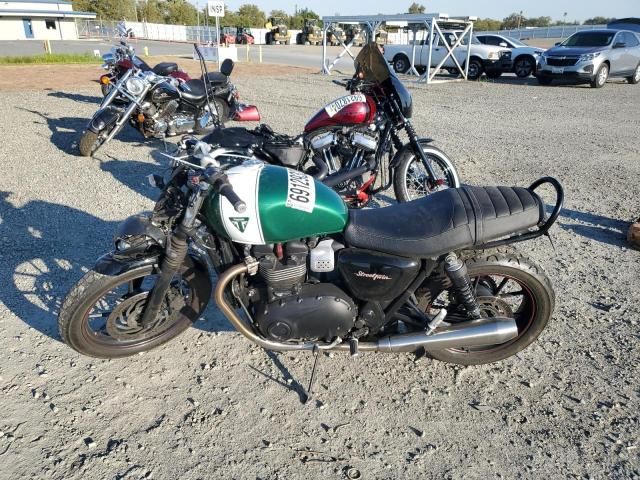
[355,271,392,281]
[324,94,367,117]
[229,217,249,233]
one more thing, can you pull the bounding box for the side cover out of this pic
[202,163,348,245]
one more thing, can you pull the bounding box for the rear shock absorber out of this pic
[444,253,482,319]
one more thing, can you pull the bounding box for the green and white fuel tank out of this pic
[202,162,348,245]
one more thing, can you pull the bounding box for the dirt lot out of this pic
[0,66,639,479]
[0,58,314,91]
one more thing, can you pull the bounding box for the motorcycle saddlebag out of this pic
[263,140,306,167]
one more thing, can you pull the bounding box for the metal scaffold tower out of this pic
[320,13,477,84]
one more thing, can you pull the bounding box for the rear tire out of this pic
[393,143,460,203]
[78,130,103,157]
[626,64,640,84]
[421,248,555,365]
[392,55,411,74]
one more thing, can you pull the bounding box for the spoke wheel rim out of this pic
[427,273,537,354]
[404,155,455,201]
[80,270,192,349]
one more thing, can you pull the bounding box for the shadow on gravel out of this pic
[556,206,629,247]
[249,351,308,403]
[100,154,164,201]
[0,190,234,341]
[0,191,117,340]
[17,105,144,155]
[46,90,102,105]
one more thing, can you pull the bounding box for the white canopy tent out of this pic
[320,13,477,84]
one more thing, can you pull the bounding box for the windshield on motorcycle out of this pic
[354,43,413,118]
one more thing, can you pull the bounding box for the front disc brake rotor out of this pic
[106,289,183,341]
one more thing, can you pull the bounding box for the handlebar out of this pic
[201,166,246,214]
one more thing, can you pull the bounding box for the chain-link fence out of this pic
[76,19,221,44]
[481,24,607,40]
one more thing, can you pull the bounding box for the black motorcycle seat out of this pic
[344,186,544,258]
[201,72,229,85]
[152,62,179,76]
[180,79,207,104]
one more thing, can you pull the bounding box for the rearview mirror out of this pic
[554,42,561,46]
[220,58,234,76]
[613,42,626,49]
[499,42,508,48]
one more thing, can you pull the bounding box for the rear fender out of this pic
[88,106,121,134]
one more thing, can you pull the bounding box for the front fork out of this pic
[404,120,440,183]
[139,184,207,327]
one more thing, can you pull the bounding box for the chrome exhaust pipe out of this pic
[215,263,519,354]
[375,318,519,353]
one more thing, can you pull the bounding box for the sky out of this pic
[216,0,638,22]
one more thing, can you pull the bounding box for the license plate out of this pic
[551,67,564,74]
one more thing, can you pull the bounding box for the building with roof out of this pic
[0,0,96,40]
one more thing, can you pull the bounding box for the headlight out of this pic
[579,52,601,62]
[125,77,146,95]
[487,51,500,60]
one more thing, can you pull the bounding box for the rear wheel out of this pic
[418,248,554,365]
[78,130,105,157]
[58,263,210,358]
[393,55,411,74]
[627,64,640,84]
[591,63,609,88]
[393,144,460,203]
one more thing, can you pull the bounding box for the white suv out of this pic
[383,30,512,80]
[477,34,545,77]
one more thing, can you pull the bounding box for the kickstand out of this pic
[303,346,321,404]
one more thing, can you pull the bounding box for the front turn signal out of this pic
[100,75,111,85]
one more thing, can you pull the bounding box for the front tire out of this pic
[421,248,555,365]
[591,63,609,88]
[393,144,460,203]
[58,263,210,358]
[78,130,104,157]
[466,58,483,80]
[514,56,535,78]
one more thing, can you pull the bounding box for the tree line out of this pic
[72,1,620,30]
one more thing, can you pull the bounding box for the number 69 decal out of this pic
[285,170,315,213]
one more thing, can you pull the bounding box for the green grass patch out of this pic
[0,53,102,65]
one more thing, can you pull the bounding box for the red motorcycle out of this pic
[200,43,460,207]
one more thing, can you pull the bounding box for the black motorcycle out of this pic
[59,136,564,401]
[79,50,255,157]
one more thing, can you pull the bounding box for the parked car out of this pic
[477,33,545,77]
[536,29,640,88]
[383,30,512,80]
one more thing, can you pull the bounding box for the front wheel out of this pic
[514,56,535,78]
[466,59,483,80]
[420,248,555,365]
[591,63,609,88]
[58,263,211,358]
[78,130,106,157]
[393,143,460,203]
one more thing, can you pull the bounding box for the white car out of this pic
[476,34,546,77]
[383,30,512,80]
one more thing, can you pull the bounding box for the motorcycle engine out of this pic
[141,100,195,137]
[251,242,356,342]
[308,127,378,186]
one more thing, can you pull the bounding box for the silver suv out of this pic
[536,29,640,88]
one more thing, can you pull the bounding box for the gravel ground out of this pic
[0,73,639,479]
